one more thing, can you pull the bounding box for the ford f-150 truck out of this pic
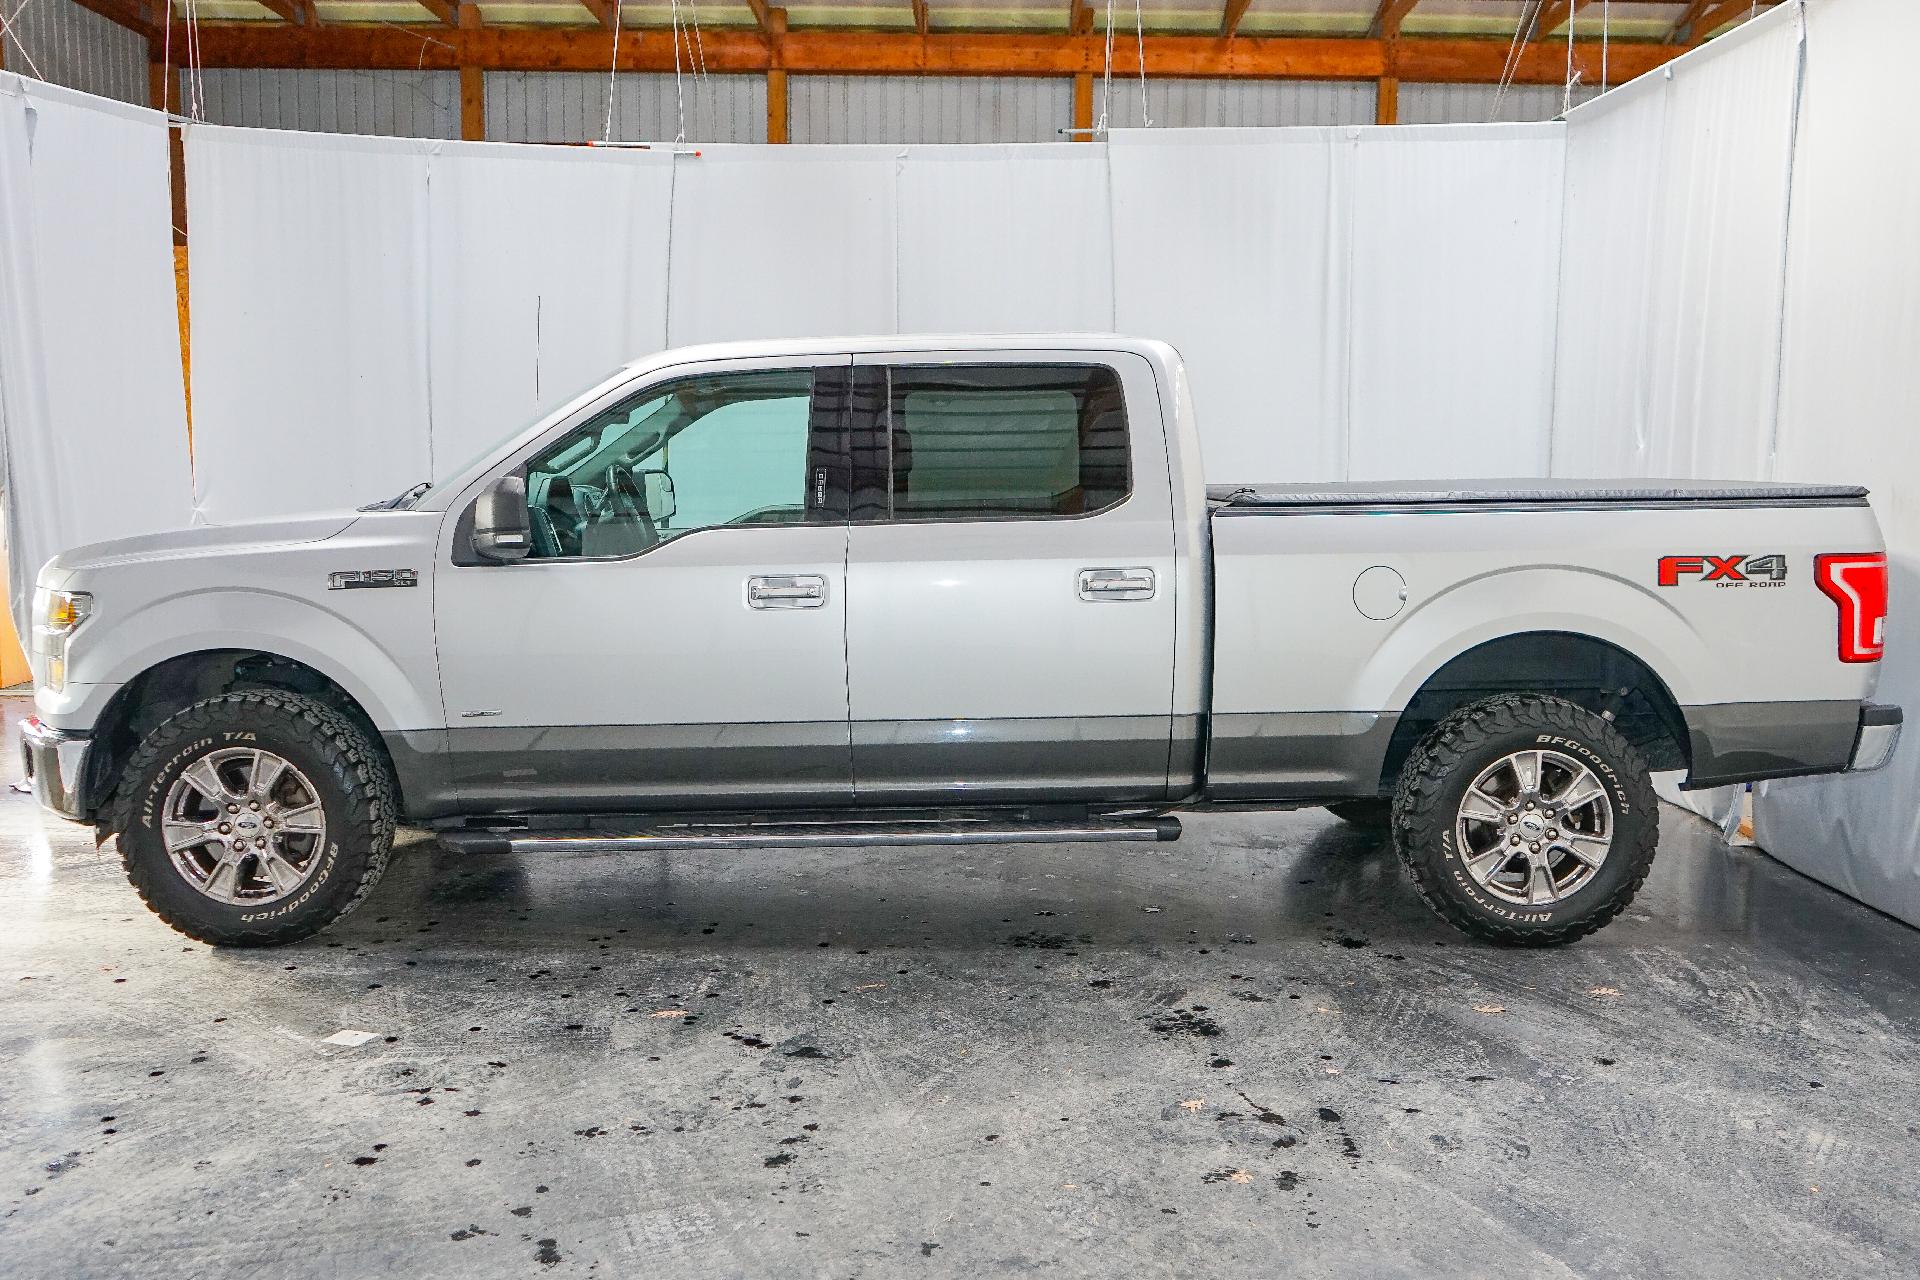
[19,336,1900,949]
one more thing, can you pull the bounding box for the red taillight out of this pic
[1814,553,1888,663]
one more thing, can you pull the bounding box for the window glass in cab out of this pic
[879,364,1129,521]
[522,368,816,559]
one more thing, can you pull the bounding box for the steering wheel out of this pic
[605,463,659,547]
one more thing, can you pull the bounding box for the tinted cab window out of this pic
[859,364,1129,521]
[522,368,816,559]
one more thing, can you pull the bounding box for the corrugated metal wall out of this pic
[1100,78,1376,129]
[0,0,145,106]
[1399,82,1603,125]
[790,76,1071,144]
[488,72,766,144]
[186,69,460,138]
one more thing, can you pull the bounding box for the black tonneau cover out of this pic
[1208,478,1869,510]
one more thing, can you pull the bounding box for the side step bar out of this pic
[438,816,1181,856]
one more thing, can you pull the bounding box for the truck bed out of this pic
[1207,478,1869,511]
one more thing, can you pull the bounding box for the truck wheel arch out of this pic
[1374,630,1692,795]
[82,649,403,829]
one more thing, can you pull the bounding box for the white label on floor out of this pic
[322,1028,380,1047]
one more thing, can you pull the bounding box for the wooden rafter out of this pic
[912,0,928,37]
[1532,0,1596,37]
[744,0,776,35]
[1069,0,1092,35]
[67,0,163,39]
[1367,0,1418,40]
[255,0,322,23]
[415,0,460,25]
[578,0,618,32]
[1219,0,1252,40]
[1676,0,1758,42]
[185,25,1691,83]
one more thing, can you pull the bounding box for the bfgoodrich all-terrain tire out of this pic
[113,690,397,947]
[1390,693,1659,947]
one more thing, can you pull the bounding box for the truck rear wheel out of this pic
[1390,693,1658,947]
[113,690,397,947]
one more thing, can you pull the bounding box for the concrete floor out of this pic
[3,701,1918,1278]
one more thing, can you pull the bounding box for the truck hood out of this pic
[40,512,362,583]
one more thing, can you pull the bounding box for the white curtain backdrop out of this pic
[665,145,899,347]
[1110,124,1565,484]
[894,144,1113,335]
[1551,5,1803,480]
[1345,124,1564,481]
[182,124,1573,518]
[0,73,191,636]
[186,129,434,523]
[1752,0,1920,926]
[425,141,673,471]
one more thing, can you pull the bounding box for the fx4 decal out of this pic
[1657,554,1788,588]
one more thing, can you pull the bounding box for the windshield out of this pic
[409,366,637,509]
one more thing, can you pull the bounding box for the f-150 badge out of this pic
[1657,555,1787,587]
[328,569,419,590]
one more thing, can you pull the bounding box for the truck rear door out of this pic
[841,348,1179,804]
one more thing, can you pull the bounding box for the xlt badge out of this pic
[328,569,419,590]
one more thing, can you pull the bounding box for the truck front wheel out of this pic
[113,690,398,947]
[1390,694,1658,947]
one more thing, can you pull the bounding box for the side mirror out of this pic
[639,468,676,522]
[471,474,532,562]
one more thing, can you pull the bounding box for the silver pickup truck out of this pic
[19,336,1899,949]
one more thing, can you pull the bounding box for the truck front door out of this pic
[433,356,854,812]
[841,350,1179,804]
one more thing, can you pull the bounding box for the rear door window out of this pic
[857,364,1130,521]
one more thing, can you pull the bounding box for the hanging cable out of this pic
[1,0,48,81]
[1563,0,1575,115]
[687,0,707,79]
[601,0,621,141]
[1601,0,1610,93]
[1095,0,1116,133]
[1491,0,1544,118]
[1131,0,1149,128]
[668,0,686,143]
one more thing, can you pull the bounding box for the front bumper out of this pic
[1849,703,1903,773]
[19,717,92,821]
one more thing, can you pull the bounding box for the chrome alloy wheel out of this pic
[162,748,329,905]
[1454,748,1613,907]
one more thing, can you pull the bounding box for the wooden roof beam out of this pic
[1675,0,1759,42]
[912,0,928,37]
[1532,0,1597,37]
[414,0,462,25]
[1220,0,1252,40]
[1069,0,1092,34]
[744,0,776,34]
[66,0,163,39]
[255,0,321,24]
[185,25,1691,84]
[1367,0,1419,40]
[579,0,618,31]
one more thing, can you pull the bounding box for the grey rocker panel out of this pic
[1681,700,1861,789]
[849,715,1177,804]
[1205,711,1400,801]
[429,722,854,814]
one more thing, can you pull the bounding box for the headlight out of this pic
[32,589,92,693]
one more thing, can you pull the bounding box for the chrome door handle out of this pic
[1077,568,1156,602]
[747,574,827,609]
